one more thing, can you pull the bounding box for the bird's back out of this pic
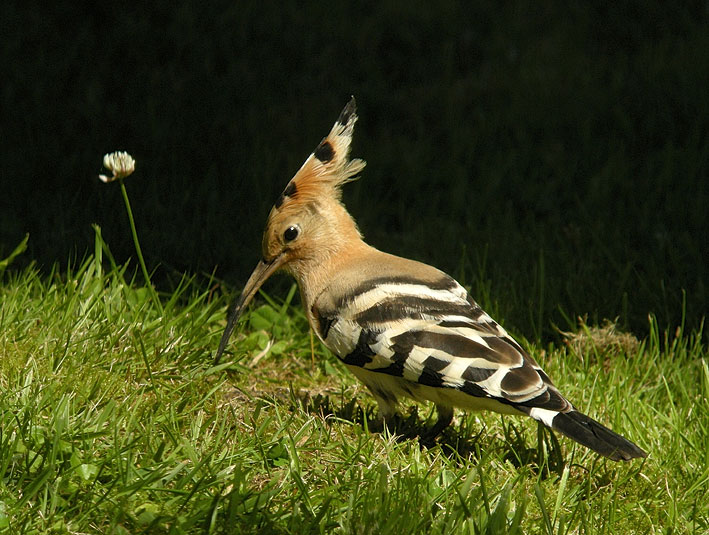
[308,247,570,418]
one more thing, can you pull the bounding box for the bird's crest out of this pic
[273,97,366,210]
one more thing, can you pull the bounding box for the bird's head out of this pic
[215,97,366,362]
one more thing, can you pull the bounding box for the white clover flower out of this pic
[99,151,136,182]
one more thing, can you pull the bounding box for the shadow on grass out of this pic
[295,390,566,478]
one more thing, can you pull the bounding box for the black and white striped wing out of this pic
[312,272,647,460]
[313,275,572,421]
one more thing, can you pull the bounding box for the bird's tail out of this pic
[545,410,647,461]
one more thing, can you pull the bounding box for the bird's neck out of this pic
[286,205,372,308]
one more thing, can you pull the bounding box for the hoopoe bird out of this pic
[215,98,647,462]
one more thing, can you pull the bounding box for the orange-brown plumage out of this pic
[276,97,366,206]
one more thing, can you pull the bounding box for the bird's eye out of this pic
[283,225,299,242]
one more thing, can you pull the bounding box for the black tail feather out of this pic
[551,410,647,461]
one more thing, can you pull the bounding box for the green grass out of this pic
[0,233,707,534]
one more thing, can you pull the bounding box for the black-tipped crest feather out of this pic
[337,96,357,126]
[277,97,366,204]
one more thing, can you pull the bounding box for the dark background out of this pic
[2,1,707,340]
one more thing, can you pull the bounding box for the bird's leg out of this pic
[370,392,400,434]
[422,404,454,441]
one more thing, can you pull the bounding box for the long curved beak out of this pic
[214,255,284,364]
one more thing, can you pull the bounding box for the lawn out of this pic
[0,233,706,534]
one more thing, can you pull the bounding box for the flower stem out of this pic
[119,178,163,314]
